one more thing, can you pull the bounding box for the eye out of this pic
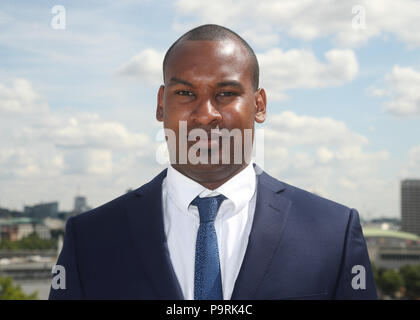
[175,90,194,96]
[217,92,237,97]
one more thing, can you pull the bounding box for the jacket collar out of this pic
[127,168,184,299]
[231,165,291,299]
[128,164,291,299]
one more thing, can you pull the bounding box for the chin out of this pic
[191,162,228,171]
[185,162,243,181]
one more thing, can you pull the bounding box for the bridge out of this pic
[0,250,57,280]
[0,261,55,280]
[0,250,57,259]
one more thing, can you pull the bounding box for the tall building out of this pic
[73,196,91,216]
[401,179,420,236]
[24,202,58,219]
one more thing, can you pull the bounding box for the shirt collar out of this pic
[166,162,256,216]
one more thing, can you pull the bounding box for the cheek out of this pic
[163,106,191,129]
[222,103,254,129]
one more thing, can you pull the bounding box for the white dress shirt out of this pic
[162,162,257,300]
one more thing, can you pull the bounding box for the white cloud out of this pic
[262,111,391,214]
[0,80,150,151]
[338,178,358,191]
[51,113,150,149]
[401,145,420,179]
[0,145,66,182]
[265,111,367,147]
[371,65,420,116]
[174,0,420,48]
[117,47,358,100]
[0,79,156,210]
[0,79,49,115]
[62,149,113,175]
[240,29,280,49]
[115,48,164,86]
[259,48,358,100]
[317,147,334,164]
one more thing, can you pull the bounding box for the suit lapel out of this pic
[123,166,291,300]
[124,169,184,299]
[231,168,292,299]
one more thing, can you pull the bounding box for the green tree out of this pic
[371,263,379,284]
[0,239,18,250]
[377,269,404,299]
[373,265,388,298]
[400,264,420,299]
[0,232,57,250]
[0,276,38,300]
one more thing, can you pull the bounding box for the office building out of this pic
[363,228,420,269]
[72,196,91,216]
[24,202,58,219]
[401,179,420,236]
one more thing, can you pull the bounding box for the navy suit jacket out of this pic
[49,165,377,299]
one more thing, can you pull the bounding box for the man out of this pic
[49,24,377,300]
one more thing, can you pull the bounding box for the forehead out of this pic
[165,40,253,86]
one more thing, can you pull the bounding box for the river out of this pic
[15,279,51,300]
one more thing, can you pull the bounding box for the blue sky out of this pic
[1,0,420,219]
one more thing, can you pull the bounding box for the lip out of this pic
[191,137,221,150]
[188,127,224,150]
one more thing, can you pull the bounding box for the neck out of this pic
[171,163,250,190]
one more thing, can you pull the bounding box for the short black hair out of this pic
[162,24,259,91]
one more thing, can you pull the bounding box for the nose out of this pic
[191,97,222,127]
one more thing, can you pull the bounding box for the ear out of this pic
[156,85,165,122]
[254,88,267,123]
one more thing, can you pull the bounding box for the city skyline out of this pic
[1,1,420,217]
[0,195,91,216]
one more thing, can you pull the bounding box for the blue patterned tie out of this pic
[191,194,226,300]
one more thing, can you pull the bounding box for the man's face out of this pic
[156,39,266,186]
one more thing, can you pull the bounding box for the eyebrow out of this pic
[168,77,194,87]
[168,77,245,90]
[216,80,244,90]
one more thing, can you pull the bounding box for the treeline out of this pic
[0,232,57,250]
[373,263,420,299]
[0,276,38,300]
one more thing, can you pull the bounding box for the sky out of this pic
[1,0,420,219]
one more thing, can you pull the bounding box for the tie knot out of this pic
[191,194,227,223]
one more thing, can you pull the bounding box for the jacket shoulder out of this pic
[260,169,354,222]
[70,168,167,227]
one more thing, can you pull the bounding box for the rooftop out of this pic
[363,227,420,241]
[0,217,43,225]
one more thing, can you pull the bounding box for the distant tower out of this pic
[74,196,86,212]
[401,179,420,236]
[73,196,90,215]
